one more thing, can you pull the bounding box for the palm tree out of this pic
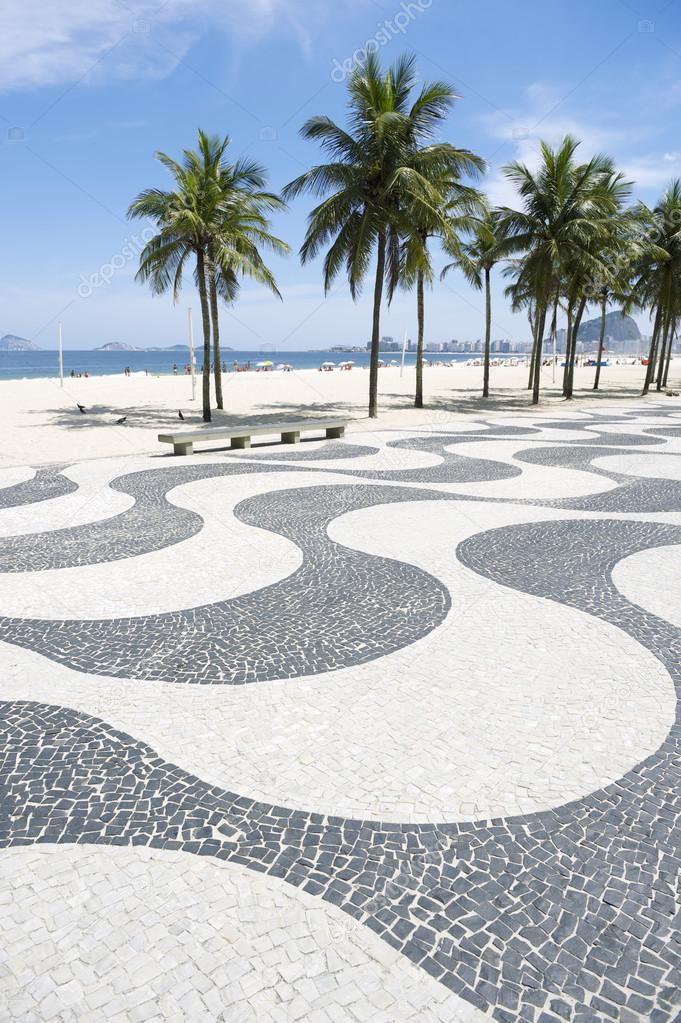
[629,183,681,394]
[283,52,471,418]
[559,191,633,400]
[129,131,287,421]
[184,133,288,409]
[442,207,512,398]
[499,137,630,404]
[401,179,485,407]
[128,157,215,420]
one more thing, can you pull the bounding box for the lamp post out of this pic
[188,307,196,401]
[58,321,64,387]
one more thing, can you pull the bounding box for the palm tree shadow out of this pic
[24,381,663,443]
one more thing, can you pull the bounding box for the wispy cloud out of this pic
[479,81,626,205]
[0,0,355,92]
[480,79,680,206]
[620,152,681,189]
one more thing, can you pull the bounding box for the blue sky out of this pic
[1,0,680,350]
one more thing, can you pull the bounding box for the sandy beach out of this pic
[1,358,679,467]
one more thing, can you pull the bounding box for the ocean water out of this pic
[0,349,518,381]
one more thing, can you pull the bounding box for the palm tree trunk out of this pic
[368,230,386,419]
[643,305,662,395]
[527,307,535,388]
[566,297,586,398]
[658,319,670,386]
[207,257,224,411]
[562,303,574,396]
[196,249,212,423]
[593,295,607,390]
[483,267,491,399]
[415,269,425,409]
[656,314,671,391]
[527,349,535,389]
[528,333,537,389]
[548,292,559,389]
[531,305,547,405]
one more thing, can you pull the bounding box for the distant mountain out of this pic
[142,344,193,351]
[578,310,641,343]
[90,342,235,352]
[143,344,234,351]
[0,334,41,351]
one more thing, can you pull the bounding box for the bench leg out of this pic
[326,426,345,439]
[281,431,300,444]
[231,437,251,449]
[173,441,193,456]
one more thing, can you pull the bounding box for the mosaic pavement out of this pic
[1,401,680,1022]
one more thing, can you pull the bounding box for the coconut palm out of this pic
[628,183,681,394]
[401,178,485,407]
[559,200,634,400]
[129,131,287,421]
[499,137,631,404]
[184,133,288,409]
[442,207,513,398]
[284,52,475,418]
[128,161,214,420]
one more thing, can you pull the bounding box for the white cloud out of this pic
[0,0,348,92]
[620,153,681,190]
[479,79,681,206]
[482,81,626,168]
[480,80,629,207]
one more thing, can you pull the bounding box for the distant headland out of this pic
[0,334,42,351]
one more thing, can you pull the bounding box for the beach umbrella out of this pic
[256,360,273,367]
[321,361,335,367]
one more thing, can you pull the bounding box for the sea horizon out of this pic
[0,348,527,381]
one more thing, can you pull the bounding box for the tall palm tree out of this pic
[442,207,512,398]
[184,133,288,409]
[499,137,630,404]
[628,183,681,394]
[559,196,633,400]
[128,157,215,420]
[129,131,287,421]
[283,52,472,418]
[401,180,485,408]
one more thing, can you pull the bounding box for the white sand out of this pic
[1,359,679,467]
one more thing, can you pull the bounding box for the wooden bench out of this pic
[158,419,348,456]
